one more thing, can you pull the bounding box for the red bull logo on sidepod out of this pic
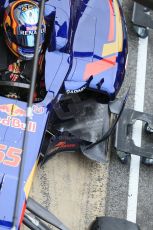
[0,104,45,132]
[0,104,44,116]
[0,104,26,116]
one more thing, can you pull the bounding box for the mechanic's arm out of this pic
[133,0,153,10]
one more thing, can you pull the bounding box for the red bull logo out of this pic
[0,104,45,133]
[0,104,26,117]
[0,104,44,117]
[0,116,37,133]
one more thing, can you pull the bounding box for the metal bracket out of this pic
[115,108,153,159]
[132,2,153,29]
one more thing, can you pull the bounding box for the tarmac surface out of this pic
[106,1,153,230]
[24,1,153,229]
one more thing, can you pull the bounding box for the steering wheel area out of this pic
[0,81,30,89]
[0,81,30,101]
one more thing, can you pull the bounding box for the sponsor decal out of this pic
[21,5,34,12]
[47,142,77,155]
[0,116,36,132]
[20,28,45,36]
[0,104,26,117]
[8,61,20,74]
[55,141,77,148]
[8,60,21,82]
[32,105,44,114]
[0,144,22,168]
[0,104,44,117]
[26,26,37,31]
[66,86,86,94]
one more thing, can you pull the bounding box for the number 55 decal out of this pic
[0,144,22,167]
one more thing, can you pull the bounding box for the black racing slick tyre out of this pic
[90,217,141,230]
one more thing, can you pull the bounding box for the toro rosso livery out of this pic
[0,0,128,229]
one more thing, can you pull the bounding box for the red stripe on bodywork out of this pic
[108,0,115,42]
[19,201,26,228]
[83,56,116,81]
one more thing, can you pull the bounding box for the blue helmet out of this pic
[4,0,46,60]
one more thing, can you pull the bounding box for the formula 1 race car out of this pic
[0,0,129,229]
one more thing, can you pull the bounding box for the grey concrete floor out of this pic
[106,1,153,230]
[29,153,109,230]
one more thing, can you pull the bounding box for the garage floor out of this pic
[29,152,109,230]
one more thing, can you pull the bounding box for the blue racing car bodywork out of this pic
[0,0,128,229]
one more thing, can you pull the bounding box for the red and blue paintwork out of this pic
[0,0,128,229]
